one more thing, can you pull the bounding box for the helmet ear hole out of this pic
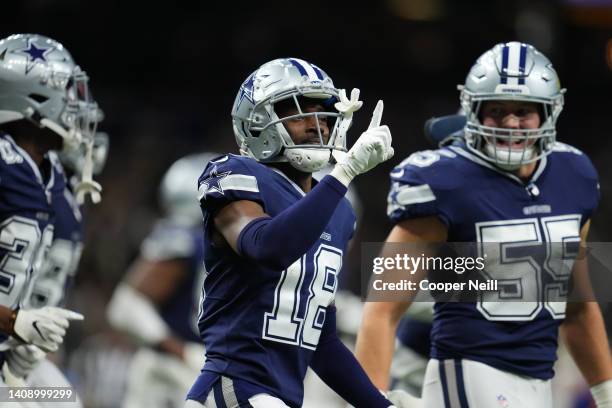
[28,94,48,103]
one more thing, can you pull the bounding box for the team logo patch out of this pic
[15,39,56,74]
[199,166,231,199]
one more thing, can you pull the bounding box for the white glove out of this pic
[591,379,612,408]
[12,307,84,352]
[334,88,363,117]
[5,344,46,378]
[386,389,424,408]
[182,341,206,373]
[331,100,394,187]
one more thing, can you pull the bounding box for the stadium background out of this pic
[3,0,612,406]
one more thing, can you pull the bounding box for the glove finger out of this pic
[385,147,395,161]
[46,333,64,345]
[368,100,384,129]
[40,322,66,338]
[37,342,57,353]
[381,125,393,153]
[54,308,84,321]
[349,88,360,103]
[339,89,348,104]
[8,356,29,372]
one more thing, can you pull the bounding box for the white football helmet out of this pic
[0,34,100,150]
[459,42,565,170]
[232,58,353,173]
[160,152,220,226]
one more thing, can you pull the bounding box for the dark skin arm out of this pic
[211,200,268,253]
[355,216,448,390]
[0,305,18,337]
[560,220,612,386]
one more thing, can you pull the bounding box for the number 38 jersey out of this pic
[197,154,355,407]
[387,142,599,380]
[0,134,66,313]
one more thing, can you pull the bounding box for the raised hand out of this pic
[331,100,394,186]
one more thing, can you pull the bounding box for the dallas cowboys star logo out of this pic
[199,166,231,199]
[236,73,255,109]
[16,39,55,74]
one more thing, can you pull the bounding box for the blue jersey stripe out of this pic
[500,44,509,84]
[439,361,451,408]
[454,360,470,408]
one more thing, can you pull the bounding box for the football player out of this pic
[0,34,94,387]
[1,131,109,407]
[356,42,612,407]
[185,57,403,408]
[107,153,214,408]
[388,114,464,398]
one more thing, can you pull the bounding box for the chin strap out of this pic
[74,138,102,204]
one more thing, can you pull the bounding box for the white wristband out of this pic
[591,379,612,408]
[330,165,353,187]
[106,283,170,345]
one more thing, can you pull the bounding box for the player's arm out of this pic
[309,306,395,408]
[107,257,203,369]
[214,101,393,271]
[560,220,612,406]
[356,216,447,390]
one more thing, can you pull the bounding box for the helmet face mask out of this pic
[232,58,351,173]
[459,42,565,170]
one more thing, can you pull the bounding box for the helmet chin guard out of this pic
[284,148,331,173]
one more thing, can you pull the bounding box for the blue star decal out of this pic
[16,40,55,74]
[200,167,231,199]
[236,73,255,109]
[24,43,47,61]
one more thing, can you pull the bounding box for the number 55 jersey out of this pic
[387,142,599,380]
[196,154,355,407]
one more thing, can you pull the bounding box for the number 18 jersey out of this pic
[197,154,355,407]
[387,142,599,380]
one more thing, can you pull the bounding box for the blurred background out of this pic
[3,0,611,406]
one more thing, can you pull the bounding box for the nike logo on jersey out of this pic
[320,232,332,241]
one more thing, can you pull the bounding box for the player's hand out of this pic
[5,344,46,378]
[12,307,84,352]
[182,341,206,373]
[386,389,424,408]
[334,88,363,117]
[331,100,394,186]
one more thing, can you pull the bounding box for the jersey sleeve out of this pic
[140,220,197,262]
[386,151,451,227]
[553,143,600,225]
[197,155,263,215]
[572,150,600,224]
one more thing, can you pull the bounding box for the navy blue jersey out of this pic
[0,134,66,312]
[396,318,432,358]
[140,219,204,342]
[26,176,83,308]
[197,154,355,407]
[387,142,599,380]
